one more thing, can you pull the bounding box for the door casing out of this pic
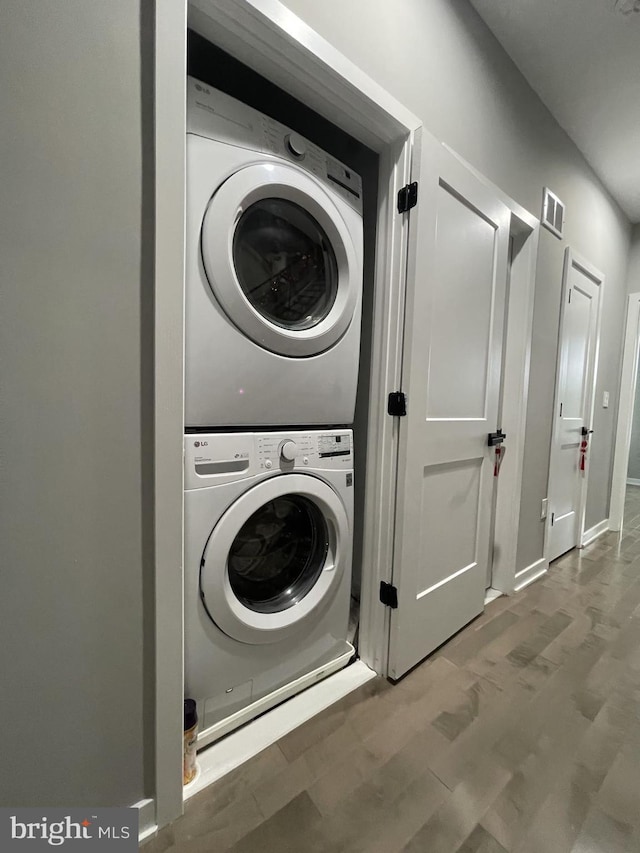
[606,292,640,531]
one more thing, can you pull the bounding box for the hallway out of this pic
[146,494,640,853]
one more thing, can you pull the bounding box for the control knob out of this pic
[279,440,298,462]
[285,133,306,159]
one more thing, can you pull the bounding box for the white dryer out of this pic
[185,77,364,428]
[184,429,355,748]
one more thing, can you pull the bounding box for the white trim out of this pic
[139,825,158,845]
[484,588,503,605]
[610,293,640,530]
[442,145,539,233]
[545,248,604,563]
[627,478,640,487]
[134,799,157,843]
[581,518,609,547]
[358,138,413,676]
[184,660,376,801]
[442,145,540,595]
[514,558,548,592]
[188,0,420,149]
[153,0,187,831]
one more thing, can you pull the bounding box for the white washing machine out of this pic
[185,77,364,428]
[184,429,355,748]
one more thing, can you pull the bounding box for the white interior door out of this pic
[388,131,510,680]
[547,251,602,562]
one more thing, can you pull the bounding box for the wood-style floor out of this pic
[145,487,640,853]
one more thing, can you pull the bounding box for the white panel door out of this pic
[547,254,602,562]
[388,132,510,680]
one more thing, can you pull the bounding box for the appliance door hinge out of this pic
[387,391,407,417]
[551,512,555,526]
[379,581,398,609]
[397,182,418,213]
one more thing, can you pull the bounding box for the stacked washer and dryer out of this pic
[183,77,365,748]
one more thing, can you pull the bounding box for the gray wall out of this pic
[0,1,148,806]
[281,0,632,568]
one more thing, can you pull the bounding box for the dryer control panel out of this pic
[185,430,353,489]
[187,77,363,213]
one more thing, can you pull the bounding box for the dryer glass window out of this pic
[233,199,338,331]
[228,494,329,613]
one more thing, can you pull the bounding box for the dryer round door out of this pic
[201,162,360,357]
[200,474,349,645]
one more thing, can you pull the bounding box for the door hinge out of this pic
[559,402,563,417]
[380,581,398,609]
[568,288,572,303]
[387,391,407,417]
[397,182,418,213]
[551,512,555,526]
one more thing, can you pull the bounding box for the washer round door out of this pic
[200,474,349,645]
[201,162,360,357]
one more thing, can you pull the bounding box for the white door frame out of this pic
[153,0,537,826]
[545,248,604,561]
[610,292,640,531]
[154,0,418,826]
[153,0,187,833]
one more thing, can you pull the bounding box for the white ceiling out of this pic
[468,0,640,223]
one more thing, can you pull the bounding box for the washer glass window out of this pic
[233,199,339,331]
[227,494,329,613]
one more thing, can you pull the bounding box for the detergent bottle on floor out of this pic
[183,699,198,785]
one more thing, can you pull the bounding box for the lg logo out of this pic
[194,441,208,448]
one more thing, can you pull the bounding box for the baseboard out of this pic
[132,798,156,842]
[581,518,609,547]
[484,588,503,605]
[514,557,548,592]
[184,660,376,802]
[627,478,640,487]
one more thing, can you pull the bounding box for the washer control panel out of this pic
[185,430,353,489]
[256,431,352,471]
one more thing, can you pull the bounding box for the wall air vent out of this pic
[542,187,565,239]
